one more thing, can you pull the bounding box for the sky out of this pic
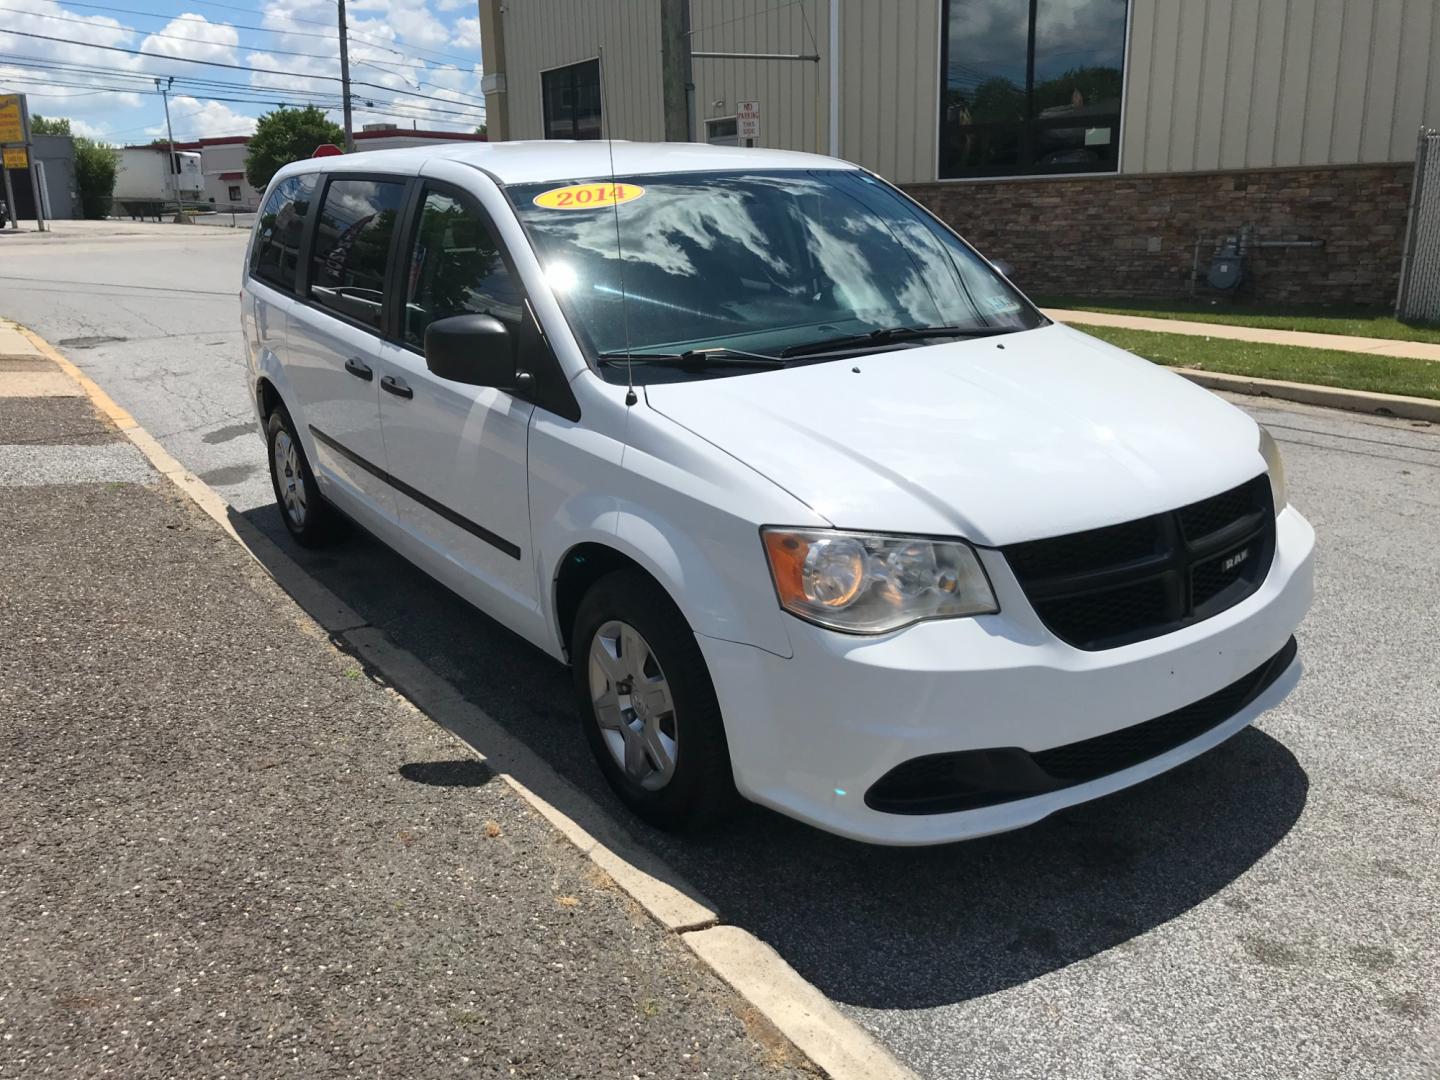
[0,0,486,144]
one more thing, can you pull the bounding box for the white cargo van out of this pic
[240,142,1312,845]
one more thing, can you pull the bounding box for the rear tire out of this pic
[572,569,739,831]
[266,405,342,548]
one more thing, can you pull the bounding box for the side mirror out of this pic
[424,313,515,388]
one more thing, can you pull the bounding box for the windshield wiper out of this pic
[597,347,786,369]
[779,325,1011,359]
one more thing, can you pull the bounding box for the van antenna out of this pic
[597,46,637,406]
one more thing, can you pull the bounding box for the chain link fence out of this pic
[1397,128,1440,324]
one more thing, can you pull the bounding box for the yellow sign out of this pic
[0,95,23,143]
[532,182,645,211]
[2,147,28,170]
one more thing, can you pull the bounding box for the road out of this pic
[4,221,1437,1080]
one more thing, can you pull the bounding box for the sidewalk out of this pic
[1043,308,1440,363]
[0,329,812,1078]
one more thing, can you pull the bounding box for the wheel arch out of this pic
[553,542,664,662]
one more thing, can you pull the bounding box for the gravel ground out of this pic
[0,470,812,1079]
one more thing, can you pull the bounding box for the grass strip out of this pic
[1078,326,1440,402]
[1037,296,1440,346]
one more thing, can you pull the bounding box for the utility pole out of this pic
[659,0,694,142]
[155,77,187,224]
[337,0,354,151]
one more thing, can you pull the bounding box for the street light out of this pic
[154,76,187,225]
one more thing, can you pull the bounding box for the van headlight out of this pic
[1259,425,1287,513]
[761,528,998,633]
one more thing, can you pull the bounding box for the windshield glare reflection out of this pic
[509,169,1041,381]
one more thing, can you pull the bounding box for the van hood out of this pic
[643,323,1265,547]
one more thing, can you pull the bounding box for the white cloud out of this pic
[0,0,485,141]
[146,96,259,140]
[452,17,481,50]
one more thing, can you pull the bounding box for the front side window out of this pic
[542,59,602,140]
[403,187,524,349]
[509,169,1043,384]
[939,0,1128,179]
[308,177,407,330]
[250,173,317,292]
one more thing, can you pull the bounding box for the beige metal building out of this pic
[479,0,1439,306]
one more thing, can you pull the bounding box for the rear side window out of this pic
[403,187,523,349]
[308,178,407,331]
[250,173,317,292]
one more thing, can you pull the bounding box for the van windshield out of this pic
[507,169,1043,382]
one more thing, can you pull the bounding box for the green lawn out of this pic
[1077,326,1440,401]
[1036,296,1440,346]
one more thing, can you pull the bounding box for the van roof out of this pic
[277,140,859,186]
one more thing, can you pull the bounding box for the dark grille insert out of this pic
[865,637,1297,815]
[1003,475,1276,650]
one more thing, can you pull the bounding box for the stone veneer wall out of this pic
[906,163,1414,308]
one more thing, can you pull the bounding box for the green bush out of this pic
[73,138,118,219]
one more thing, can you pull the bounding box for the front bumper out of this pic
[699,506,1315,845]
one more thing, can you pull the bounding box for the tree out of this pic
[473,123,487,138]
[73,138,118,219]
[244,106,345,190]
[30,115,72,136]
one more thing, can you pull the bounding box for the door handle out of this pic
[381,374,413,399]
[344,357,373,381]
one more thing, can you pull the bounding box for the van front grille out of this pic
[1001,475,1276,651]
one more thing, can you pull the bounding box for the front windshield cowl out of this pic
[507,168,1043,384]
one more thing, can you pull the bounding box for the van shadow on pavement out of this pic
[237,505,1309,1012]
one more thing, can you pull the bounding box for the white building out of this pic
[477,0,1440,307]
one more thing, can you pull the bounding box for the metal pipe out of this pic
[828,0,840,157]
[690,51,821,61]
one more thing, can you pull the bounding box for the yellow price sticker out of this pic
[2,146,28,170]
[532,182,645,211]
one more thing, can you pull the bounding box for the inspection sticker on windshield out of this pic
[984,294,1022,314]
[533,183,646,210]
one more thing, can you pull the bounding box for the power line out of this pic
[0,29,485,114]
[144,0,484,69]
[0,59,484,122]
[0,5,349,65]
[0,4,462,72]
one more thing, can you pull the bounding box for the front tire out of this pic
[266,405,342,548]
[572,569,739,831]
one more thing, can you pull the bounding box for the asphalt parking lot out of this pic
[3,223,1436,1079]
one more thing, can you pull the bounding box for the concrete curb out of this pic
[1173,367,1440,423]
[12,321,918,1080]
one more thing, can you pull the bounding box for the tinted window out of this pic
[308,178,407,330]
[939,0,1128,178]
[404,188,523,349]
[542,59,602,140]
[250,173,317,292]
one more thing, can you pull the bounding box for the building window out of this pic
[228,185,242,202]
[705,117,738,146]
[939,0,1128,179]
[542,58,602,140]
